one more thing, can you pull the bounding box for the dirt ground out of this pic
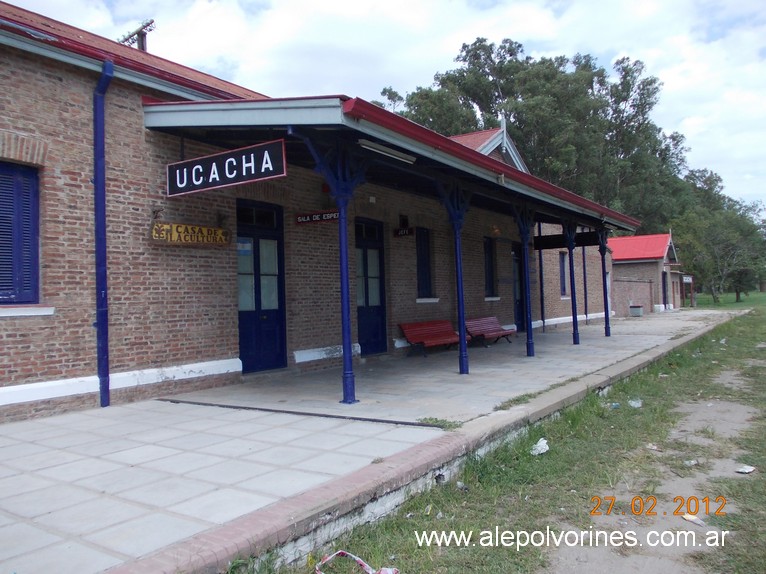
[543,370,758,573]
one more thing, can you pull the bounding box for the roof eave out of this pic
[341,98,639,231]
[0,26,258,101]
[613,258,663,263]
[142,96,639,231]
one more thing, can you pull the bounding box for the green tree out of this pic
[401,86,481,136]
[672,175,765,302]
[382,38,694,233]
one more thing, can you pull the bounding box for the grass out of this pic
[417,417,463,431]
[227,293,766,574]
[694,289,766,308]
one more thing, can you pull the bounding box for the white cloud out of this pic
[9,0,766,204]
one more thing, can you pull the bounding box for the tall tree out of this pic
[671,174,765,302]
[379,37,757,267]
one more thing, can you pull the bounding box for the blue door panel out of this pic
[356,219,387,356]
[237,201,286,373]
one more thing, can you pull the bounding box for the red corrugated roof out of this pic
[449,128,501,151]
[609,234,671,261]
[0,1,266,100]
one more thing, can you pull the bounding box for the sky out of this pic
[8,0,766,206]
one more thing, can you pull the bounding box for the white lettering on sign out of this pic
[295,210,340,224]
[262,151,273,172]
[225,157,237,178]
[192,165,203,185]
[167,140,286,197]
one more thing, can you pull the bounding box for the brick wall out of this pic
[534,223,609,325]
[2,48,100,384]
[1,48,242,416]
[611,261,662,316]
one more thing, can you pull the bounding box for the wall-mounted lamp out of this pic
[358,139,417,164]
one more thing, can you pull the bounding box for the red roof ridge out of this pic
[0,1,266,101]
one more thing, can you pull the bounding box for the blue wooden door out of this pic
[237,201,286,372]
[355,219,387,355]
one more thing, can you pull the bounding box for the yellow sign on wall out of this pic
[150,222,231,246]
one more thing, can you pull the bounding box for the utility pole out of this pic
[118,19,155,52]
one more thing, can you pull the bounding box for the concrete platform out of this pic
[0,309,740,574]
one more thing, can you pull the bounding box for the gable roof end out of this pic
[449,118,530,173]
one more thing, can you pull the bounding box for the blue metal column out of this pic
[438,180,470,375]
[582,244,589,324]
[597,228,611,337]
[537,222,546,333]
[513,207,535,357]
[94,61,114,407]
[292,130,365,403]
[563,221,580,345]
[334,183,357,403]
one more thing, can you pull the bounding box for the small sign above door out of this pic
[295,209,339,224]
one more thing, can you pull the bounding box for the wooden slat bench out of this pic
[465,316,516,346]
[399,320,470,356]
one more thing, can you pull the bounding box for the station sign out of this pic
[167,140,286,197]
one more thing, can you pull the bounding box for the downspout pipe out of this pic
[94,61,114,407]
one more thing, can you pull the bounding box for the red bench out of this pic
[399,320,470,356]
[465,316,516,346]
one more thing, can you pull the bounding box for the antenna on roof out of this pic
[118,19,155,52]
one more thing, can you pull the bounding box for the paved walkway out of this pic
[0,309,740,574]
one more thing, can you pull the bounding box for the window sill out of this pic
[560,296,571,301]
[416,298,440,304]
[0,305,55,318]
[484,297,501,302]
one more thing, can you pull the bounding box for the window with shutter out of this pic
[559,251,568,296]
[0,162,39,304]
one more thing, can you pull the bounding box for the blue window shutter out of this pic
[0,163,39,304]
[0,172,13,295]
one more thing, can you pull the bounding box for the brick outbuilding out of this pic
[609,232,686,316]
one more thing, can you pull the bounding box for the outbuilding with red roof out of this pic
[608,232,689,316]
